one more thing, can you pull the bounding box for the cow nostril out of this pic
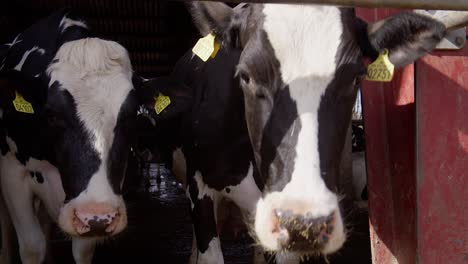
[74,208,120,236]
[273,209,336,251]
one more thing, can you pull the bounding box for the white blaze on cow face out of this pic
[47,38,133,237]
[254,5,346,254]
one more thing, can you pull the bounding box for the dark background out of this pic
[0,0,198,78]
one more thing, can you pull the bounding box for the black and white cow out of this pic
[140,2,460,263]
[0,9,157,264]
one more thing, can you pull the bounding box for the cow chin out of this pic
[57,195,127,238]
[254,191,346,256]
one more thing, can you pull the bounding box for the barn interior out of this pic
[0,1,370,263]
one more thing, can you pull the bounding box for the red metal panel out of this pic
[357,8,417,264]
[416,47,468,264]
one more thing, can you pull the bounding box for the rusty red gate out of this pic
[357,8,468,264]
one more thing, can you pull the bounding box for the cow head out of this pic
[45,38,138,237]
[0,10,161,239]
[189,2,448,257]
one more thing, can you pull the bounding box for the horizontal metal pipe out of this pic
[177,0,468,11]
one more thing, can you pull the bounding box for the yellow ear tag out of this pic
[13,91,34,114]
[366,49,395,82]
[154,94,171,115]
[192,33,220,62]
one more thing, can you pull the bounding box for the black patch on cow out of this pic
[0,124,9,155]
[361,185,368,200]
[35,171,44,184]
[352,124,366,152]
[107,90,138,195]
[259,86,300,193]
[47,84,101,201]
[236,24,300,193]
[59,13,93,45]
[317,9,364,190]
[28,171,44,184]
[0,9,74,78]
[225,187,231,193]
[188,176,218,253]
[83,217,110,237]
[0,9,113,202]
[0,71,50,165]
[171,46,254,191]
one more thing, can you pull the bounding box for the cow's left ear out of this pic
[358,12,446,68]
[0,70,48,111]
[134,75,193,120]
[188,2,249,48]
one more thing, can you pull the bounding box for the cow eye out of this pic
[239,71,251,86]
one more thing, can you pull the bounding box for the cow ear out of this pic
[188,2,248,47]
[359,12,446,68]
[0,70,47,111]
[188,2,234,36]
[134,76,193,120]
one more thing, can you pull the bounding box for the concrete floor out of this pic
[2,169,371,264]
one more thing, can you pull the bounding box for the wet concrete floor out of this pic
[4,165,371,264]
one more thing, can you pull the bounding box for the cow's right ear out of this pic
[134,75,193,120]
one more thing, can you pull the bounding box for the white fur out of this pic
[72,238,96,264]
[191,237,224,264]
[275,252,301,264]
[172,148,187,187]
[14,46,45,71]
[187,169,261,264]
[263,5,341,82]
[255,5,346,254]
[0,176,16,264]
[223,164,261,213]
[187,172,224,264]
[4,34,22,47]
[5,136,17,153]
[194,171,218,201]
[25,158,65,220]
[0,152,47,263]
[47,38,132,236]
[60,16,88,32]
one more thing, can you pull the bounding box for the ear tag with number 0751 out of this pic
[366,49,395,82]
[13,91,34,114]
[154,94,171,115]
[192,33,220,62]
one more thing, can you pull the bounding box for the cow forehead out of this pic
[47,38,133,156]
[262,5,343,84]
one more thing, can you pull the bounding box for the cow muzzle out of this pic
[254,192,346,255]
[274,210,336,251]
[73,203,122,236]
[58,198,127,238]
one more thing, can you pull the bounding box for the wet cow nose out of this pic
[274,209,335,251]
[73,203,119,236]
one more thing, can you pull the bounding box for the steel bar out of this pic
[177,0,468,11]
